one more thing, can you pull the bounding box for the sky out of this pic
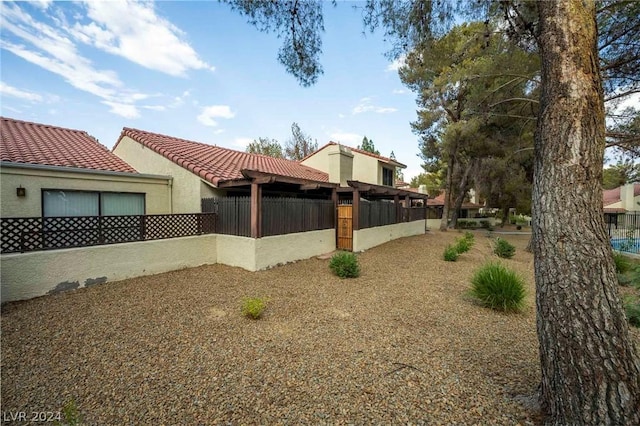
[0,0,427,181]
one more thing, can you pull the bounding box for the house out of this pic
[0,117,172,219]
[603,183,640,214]
[113,128,336,214]
[300,141,405,187]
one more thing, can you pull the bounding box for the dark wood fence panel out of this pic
[359,200,398,229]
[1,213,217,254]
[201,197,251,237]
[262,197,334,236]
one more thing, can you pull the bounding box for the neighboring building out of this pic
[113,127,336,213]
[300,142,406,187]
[0,117,172,218]
[603,183,640,214]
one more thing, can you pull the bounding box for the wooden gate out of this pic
[337,205,353,251]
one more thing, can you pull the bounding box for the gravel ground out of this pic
[2,230,637,425]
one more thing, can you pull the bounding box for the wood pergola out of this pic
[337,180,431,231]
[217,170,339,238]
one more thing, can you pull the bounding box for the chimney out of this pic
[622,183,636,211]
[328,144,353,186]
[418,184,427,194]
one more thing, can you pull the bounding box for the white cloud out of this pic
[233,137,253,148]
[0,82,43,102]
[386,55,406,72]
[328,132,362,145]
[142,105,166,111]
[71,0,214,76]
[102,101,140,118]
[197,105,235,127]
[392,88,408,95]
[338,113,346,119]
[213,129,225,135]
[0,2,211,120]
[352,97,397,115]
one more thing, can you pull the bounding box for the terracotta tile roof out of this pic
[1,117,137,173]
[116,128,329,185]
[603,184,640,207]
[304,141,407,168]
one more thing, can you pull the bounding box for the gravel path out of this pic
[2,231,636,425]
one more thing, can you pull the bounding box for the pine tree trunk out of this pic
[439,158,454,231]
[533,2,640,424]
[449,160,473,229]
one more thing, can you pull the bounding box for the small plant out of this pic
[329,251,360,278]
[470,262,526,312]
[624,296,640,327]
[242,297,267,319]
[494,238,516,259]
[463,231,475,242]
[454,237,472,254]
[613,252,632,274]
[443,244,459,261]
[55,399,81,426]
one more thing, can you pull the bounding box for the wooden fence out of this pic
[358,200,426,229]
[201,196,335,237]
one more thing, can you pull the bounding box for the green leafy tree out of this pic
[410,172,443,196]
[284,122,318,160]
[400,21,539,230]
[602,159,640,189]
[246,137,284,158]
[224,1,640,422]
[358,136,380,155]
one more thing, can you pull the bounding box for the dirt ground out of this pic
[1,230,637,425]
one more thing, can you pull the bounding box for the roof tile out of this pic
[1,117,137,173]
[116,128,329,185]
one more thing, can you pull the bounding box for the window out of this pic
[43,190,145,217]
[382,168,394,187]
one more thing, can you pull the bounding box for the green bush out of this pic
[454,237,472,254]
[624,296,640,327]
[329,251,360,278]
[242,297,267,319]
[613,252,632,274]
[494,238,516,259]
[443,245,459,261]
[470,262,526,312]
[463,231,475,242]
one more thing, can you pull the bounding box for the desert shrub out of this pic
[494,238,516,259]
[329,251,360,278]
[463,231,475,242]
[242,297,267,319]
[613,252,632,274]
[624,297,640,327]
[57,399,81,426]
[455,237,472,254]
[443,245,459,261]
[470,262,526,312]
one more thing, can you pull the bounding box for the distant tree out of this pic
[410,172,443,196]
[389,151,404,182]
[284,122,318,160]
[246,137,284,158]
[358,136,380,155]
[602,160,640,189]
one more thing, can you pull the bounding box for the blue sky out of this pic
[0,0,426,180]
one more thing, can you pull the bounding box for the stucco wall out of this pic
[353,220,425,252]
[114,136,225,213]
[216,234,257,271]
[426,219,442,230]
[1,165,172,218]
[255,229,335,270]
[1,235,218,303]
[352,152,381,185]
[301,146,333,181]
